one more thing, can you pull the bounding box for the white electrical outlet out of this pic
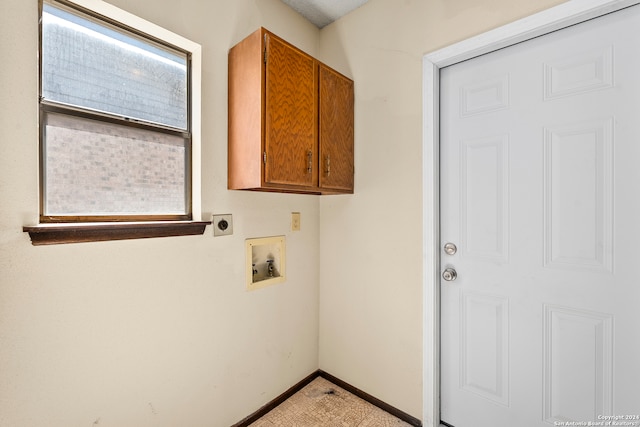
[291,212,300,231]
[212,214,233,236]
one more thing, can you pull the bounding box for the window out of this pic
[26,0,205,244]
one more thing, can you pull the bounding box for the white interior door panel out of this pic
[440,5,640,426]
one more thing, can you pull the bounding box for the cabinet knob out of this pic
[325,154,331,176]
[307,150,313,174]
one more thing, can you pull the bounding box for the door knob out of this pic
[442,268,457,282]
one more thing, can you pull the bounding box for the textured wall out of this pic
[0,0,576,425]
[318,0,567,420]
[0,1,320,426]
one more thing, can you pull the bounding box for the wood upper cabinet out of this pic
[319,64,354,192]
[264,32,317,188]
[228,28,354,194]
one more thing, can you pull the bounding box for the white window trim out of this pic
[25,0,205,244]
[46,0,203,222]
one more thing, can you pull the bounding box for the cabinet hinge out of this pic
[263,151,267,164]
[263,34,268,64]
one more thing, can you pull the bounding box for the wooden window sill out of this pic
[23,221,211,245]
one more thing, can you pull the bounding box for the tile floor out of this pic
[249,376,413,426]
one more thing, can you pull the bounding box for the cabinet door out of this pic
[319,64,354,192]
[264,33,317,187]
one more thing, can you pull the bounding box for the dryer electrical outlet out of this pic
[212,214,233,236]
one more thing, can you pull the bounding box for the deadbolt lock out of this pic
[444,242,457,255]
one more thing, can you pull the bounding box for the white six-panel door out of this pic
[440,4,640,426]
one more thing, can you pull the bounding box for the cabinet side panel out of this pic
[228,29,264,190]
[319,64,354,192]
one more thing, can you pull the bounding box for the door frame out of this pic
[421,1,639,425]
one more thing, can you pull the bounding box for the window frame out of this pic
[25,0,206,244]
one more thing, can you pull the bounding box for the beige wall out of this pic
[0,0,572,425]
[0,1,321,426]
[318,0,567,419]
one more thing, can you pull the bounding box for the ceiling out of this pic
[280,0,369,28]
